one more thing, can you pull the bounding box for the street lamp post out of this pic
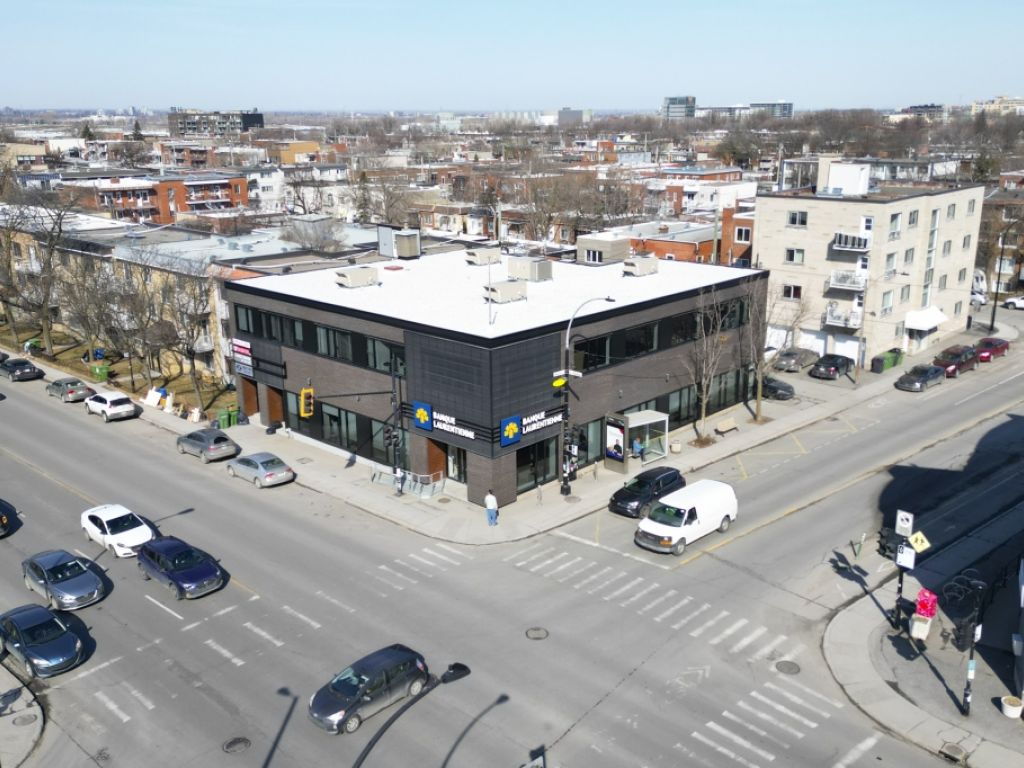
[559,296,616,497]
[352,662,470,768]
[989,219,1021,332]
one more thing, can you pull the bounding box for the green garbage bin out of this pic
[216,409,230,428]
[227,407,240,427]
[90,364,109,382]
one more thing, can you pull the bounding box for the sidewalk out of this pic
[1,312,1019,766]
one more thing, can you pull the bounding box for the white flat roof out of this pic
[234,249,761,339]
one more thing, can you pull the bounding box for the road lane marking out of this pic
[730,626,767,654]
[144,595,183,620]
[832,735,880,768]
[378,564,417,584]
[690,731,762,768]
[734,455,749,480]
[790,433,808,454]
[709,619,749,645]
[771,673,844,709]
[749,690,817,728]
[671,602,711,630]
[135,639,161,652]
[955,369,1024,405]
[282,605,322,630]
[637,588,678,614]
[689,610,730,637]
[531,552,569,572]
[763,682,828,716]
[316,590,357,613]
[654,595,692,622]
[573,565,612,590]
[706,720,776,762]
[603,577,645,601]
[243,621,285,647]
[408,553,446,571]
[434,542,472,559]
[123,683,155,711]
[619,581,659,607]
[94,691,131,723]
[546,556,583,578]
[557,561,595,582]
[214,605,238,617]
[553,531,674,569]
[721,710,790,750]
[205,638,245,666]
[422,547,462,565]
[735,700,805,738]
[748,635,787,661]
[65,656,124,683]
[182,621,202,632]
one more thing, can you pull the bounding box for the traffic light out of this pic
[383,425,401,448]
[299,387,315,418]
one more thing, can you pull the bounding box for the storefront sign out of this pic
[433,411,476,439]
[234,362,253,377]
[522,409,563,434]
[413,401,476,440]
[231,338,252,365]
[412,401,433,431]
[500,416,522,447]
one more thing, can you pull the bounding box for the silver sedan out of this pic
[22,550,105,611]
[225,452,296,488]
[45,377,95,403]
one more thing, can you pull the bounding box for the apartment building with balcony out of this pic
[753,159,983,363]
[168,108,264,138]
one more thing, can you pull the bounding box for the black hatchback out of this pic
[309,644,429,734]
[809,354,854,380]
[0,358,44,381]
[609,467,685,518]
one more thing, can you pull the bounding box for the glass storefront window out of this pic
[516,437,557,493]
[447,446,467,483]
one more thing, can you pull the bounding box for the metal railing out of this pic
[832,232,870,251]
[370,466,447,498]
[827,269,867,291]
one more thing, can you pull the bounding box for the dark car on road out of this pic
[0,604,84,679]
[22,550,106,611]
[762,376,795,400]
[0,500,12,537]
[46,377,95,403]
[773,347,818,372]
[895,364,945,392]
[933,345,979,377]
[976,337,1009,362]
[609,467,686,518]
[309,644,429,734]
[809,354,855,380]
[0,358,44,381]
[176,428,240,463]
[137,536,224,599]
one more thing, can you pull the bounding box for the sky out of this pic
[3,0,1022,114]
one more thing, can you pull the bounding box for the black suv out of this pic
[609,467,685,518]
[309,644,429,734]
[809,354,854,380]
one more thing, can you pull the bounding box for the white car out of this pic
[84,393,136,422]
[1003,296,1024,309]
[81,504,153,557]
[970,291,988,307]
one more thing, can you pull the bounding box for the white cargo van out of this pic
[634,479,737,555]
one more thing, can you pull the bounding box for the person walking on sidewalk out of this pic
[484,489,499,526]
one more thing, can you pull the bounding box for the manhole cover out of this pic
[437,497,451,504]
[775,660,801,675]
[938,742,967,763]
[525,627,549,640]
[296,457,313,465]
[222,737,252,754]
[12,713,38,727]
[563,495,580,503]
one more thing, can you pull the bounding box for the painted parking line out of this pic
[94,691,131,724]
[205,638,245,666]
[144,594,183,621]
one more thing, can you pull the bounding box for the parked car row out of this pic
[895,339,1009,393]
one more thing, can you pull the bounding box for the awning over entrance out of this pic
[904,306,948,331]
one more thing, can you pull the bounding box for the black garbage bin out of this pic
[871,356,885,374]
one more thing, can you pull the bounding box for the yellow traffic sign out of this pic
[908,530,931,554]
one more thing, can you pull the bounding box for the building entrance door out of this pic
[515,437,557,494]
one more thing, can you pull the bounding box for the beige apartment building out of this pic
[753,160,984,365]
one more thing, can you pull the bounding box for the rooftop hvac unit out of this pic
[394,231,420,259]
[465,248,501,266]
[484,280,527,304]
[507,256,552,282]
[335,266,379,288]
[624,257,658,277]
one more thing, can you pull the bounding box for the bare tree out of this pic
[108,251,170,392]
[56,250,116,363]
[282,216,348,252]
[739,277,771,422]
[166,258,215,411]
[679,286,733,441]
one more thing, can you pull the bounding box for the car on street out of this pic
[1003,296,1024,309]
[933,345,979,377]
[809,354,855,380]
[608,466,686,518]
[762,376,795,400]
[976,337,1009,362]
[84,392,137,422]
[22,550,105,610]
[772,347,818,372]
[81,503,154,557]
[0,351,8,364]
[308,644,429,734]
[0,500,12,537]
[176,428,240,463]
[137,536,225,599]
[0,357,44,381]
[970,291,988,307]
[226,452,296,488]
[46,377,95,403]
[894,364,946,392]
[0,604,84,679]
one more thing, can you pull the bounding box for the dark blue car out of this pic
[0,604,84,679]
[137,536,224,600]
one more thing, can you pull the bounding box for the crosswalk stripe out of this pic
[778,644,805,663]
[637,588,678,614]
[748,635,787,661]
[710,619,749,645]
[434,542,472,559]
[587,571,626,595]
[654,595,692,622]
[748,691,818,728]
[735,700,805,739]
[378,564,417,584]
[123,683,155,711]
[706,721,776,762]
[672,603,711,630]
[603,577,645,601]
[619,581,660,607]
[94,691,131,723]
[372,573,404,590]
[515,547,555,567]
[422,547,462,565]
[832,735,880,768]
[557,561,595,582]
[408,553,446,571]
[691,731,763,768]
[530,552,569,572]
[771,672,844,709]
[546,556,583,578]
[721,710,790,750]
[394,559,432,577]
[504,543,545,562]
[573,565,612,590]
[690,610,731,637]
[762,682,828,716]
[730,626,767,654]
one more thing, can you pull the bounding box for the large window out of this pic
[908,210,919,228]
[321,403,358,452]
[367,338,405,375]
[624,323,658,358]
[787,211,808,227]
[316,326,352,361]
[734,227,751,243]
[668,312,697,345]
[576,335,610,371]
[782,284,802,300]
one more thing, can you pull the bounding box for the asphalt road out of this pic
[2,314,1023,768]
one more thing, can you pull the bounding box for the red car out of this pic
[932,345,979,377]
[976,337,1009,362]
